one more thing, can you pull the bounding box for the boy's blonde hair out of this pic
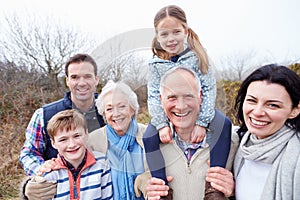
[47,109,87,141]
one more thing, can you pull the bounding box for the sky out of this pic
[1,0,300,67]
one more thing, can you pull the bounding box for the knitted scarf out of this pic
[234,125,300,200]
[106,119,145,200]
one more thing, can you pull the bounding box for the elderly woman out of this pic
[22,80,148,200]
[88,80,147,200]
[232,64,300,199]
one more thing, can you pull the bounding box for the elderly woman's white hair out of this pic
[96,80,139,119]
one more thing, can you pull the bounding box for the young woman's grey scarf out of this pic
[234,125,300,200]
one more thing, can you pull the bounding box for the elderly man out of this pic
[135,67,235,200]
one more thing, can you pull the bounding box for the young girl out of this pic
[143,5,231,199]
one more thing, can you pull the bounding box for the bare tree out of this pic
[0,13,96,87]
[98,51,149,90]
[216,50,261,81]
[122,53,148,90]
[92,28,153,86]
[104,53,132,82]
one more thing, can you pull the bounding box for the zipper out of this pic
[172,140,208,175]
[73,179,78,198]
[173,143,194,174]
[187,160,191,174]
[186,147,209,174]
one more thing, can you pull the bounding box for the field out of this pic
[0,72,240,199]
[0,88,152,199]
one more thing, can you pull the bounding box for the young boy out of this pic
[42,109,113,199]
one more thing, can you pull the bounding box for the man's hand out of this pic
[25,176,57,200]
[206,167,235,197]
[146,176,173,200]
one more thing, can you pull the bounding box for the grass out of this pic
[0,116,29,199]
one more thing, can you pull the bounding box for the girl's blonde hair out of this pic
[152,5,209,74]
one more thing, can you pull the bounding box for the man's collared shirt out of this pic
[174,132,206,161]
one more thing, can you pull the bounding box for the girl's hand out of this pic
[191,125,206,143]
[159,126,172,143]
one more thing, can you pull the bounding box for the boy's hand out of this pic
[159,126,172,143]
[191,125,206,143]
[37,158,56,175]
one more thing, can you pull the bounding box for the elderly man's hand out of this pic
[206,167,235,197]
[146,176,173,200]
[24,176,57,200]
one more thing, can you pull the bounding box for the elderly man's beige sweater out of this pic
[160,142,210,200]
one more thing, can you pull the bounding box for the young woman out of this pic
[234,64,300,199]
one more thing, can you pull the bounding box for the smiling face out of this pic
[161,69,202,138]
[156,16,188,56]
[243,80,299,139]
[103,90,135,136]
[52,127,88,169]
[66,61,99,107]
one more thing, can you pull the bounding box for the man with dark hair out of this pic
[20,53,105,176]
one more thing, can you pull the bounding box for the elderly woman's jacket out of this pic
[88,123,149,199]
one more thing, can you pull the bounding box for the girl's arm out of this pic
[196,68,216,127]
[147,64,169,130]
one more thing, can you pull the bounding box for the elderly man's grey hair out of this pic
[159,66,202,96]
[96,80,139,119]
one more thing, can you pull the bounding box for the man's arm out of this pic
[20,176,57,200]
[19,108,46,176]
